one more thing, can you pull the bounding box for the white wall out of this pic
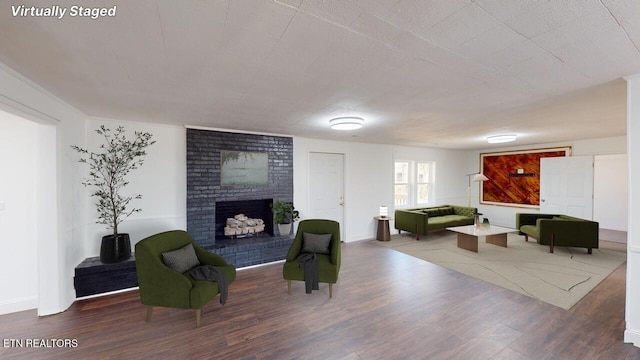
[594,154,628,231]
[293,138,470,242]
[293,138,394,242]
[0,112,38,314]
[625,74,640,347]
[83,118,187,254]
[469,136,627,228]
[393,146,470,207]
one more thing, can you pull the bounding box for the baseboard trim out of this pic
[75,287,139,301]
[625,329,640,348]
[0,296,37,315]
[238,259,285,270]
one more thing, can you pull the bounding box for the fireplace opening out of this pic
[215,199,274,241]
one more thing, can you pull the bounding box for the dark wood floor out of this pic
[1,239,638,359]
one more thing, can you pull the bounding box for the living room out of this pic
[2,81,639,356]
[2,1,640,358]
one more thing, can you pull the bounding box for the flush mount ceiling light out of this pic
[329,117,364,130]
[487,134,517,143]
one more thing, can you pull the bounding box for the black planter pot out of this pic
[100,233,132,264]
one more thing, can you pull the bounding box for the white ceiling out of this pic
[2,0,639,149]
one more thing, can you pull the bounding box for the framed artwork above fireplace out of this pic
[221,150,269,186]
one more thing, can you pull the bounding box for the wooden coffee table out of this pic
[446,225,517,253]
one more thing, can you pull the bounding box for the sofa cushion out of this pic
[439,207,454,216]
[425,208,438,216]
[162,243,201,273]
[427,215,448,225]
[452,206,476,217]
[424,207,454,217]
[520,225,539,239]
[557,215,584,221]
[427,215,472,230]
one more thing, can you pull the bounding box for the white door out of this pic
[309,152,345,238]
[540,156,594,219]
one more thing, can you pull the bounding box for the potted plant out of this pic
[72,125,155,264]
[270,201,299,236]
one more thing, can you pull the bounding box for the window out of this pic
[394,160,434,207]
[394,162,409,206]
[416,162,431,204]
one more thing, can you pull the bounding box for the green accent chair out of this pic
[135,230,236,327]
[282,219,341,298]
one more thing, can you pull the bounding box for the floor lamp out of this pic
[467,173,489,207]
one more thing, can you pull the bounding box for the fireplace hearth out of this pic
[201,233,293,268]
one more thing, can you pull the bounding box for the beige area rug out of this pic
[373,231,626,309]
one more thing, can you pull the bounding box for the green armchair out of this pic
[134,230,236,327]
[282,219,341,298]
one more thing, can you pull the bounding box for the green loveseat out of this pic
[516,213,599,254]
[394,205,477,240]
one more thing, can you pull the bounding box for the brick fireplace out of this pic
[186,129,294,267]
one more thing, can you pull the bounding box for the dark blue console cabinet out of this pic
[74,256,138,297]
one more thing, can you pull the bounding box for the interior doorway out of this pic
[594,154,628,243]
[0,111,39,314]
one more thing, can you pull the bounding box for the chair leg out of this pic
[588,248,592,254]
[524,234,528,242]
[550,234,554,253]
[329,283,333,299]
[196,309,201,327]
[287,280,291,295]
[145,306,153,322]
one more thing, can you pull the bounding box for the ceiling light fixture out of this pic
[487,134,517,143]
[329,117,364,130]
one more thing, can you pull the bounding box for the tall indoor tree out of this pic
[72,125,155,263]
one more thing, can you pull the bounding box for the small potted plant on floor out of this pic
[271,201,299,236]
[72,125,155,263]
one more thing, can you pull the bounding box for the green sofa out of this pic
[394,205,477,240]
[516,213,599,254]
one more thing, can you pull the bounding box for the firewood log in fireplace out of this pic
[224,214,265,237]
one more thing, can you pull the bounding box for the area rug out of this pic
[373,231,626,309]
